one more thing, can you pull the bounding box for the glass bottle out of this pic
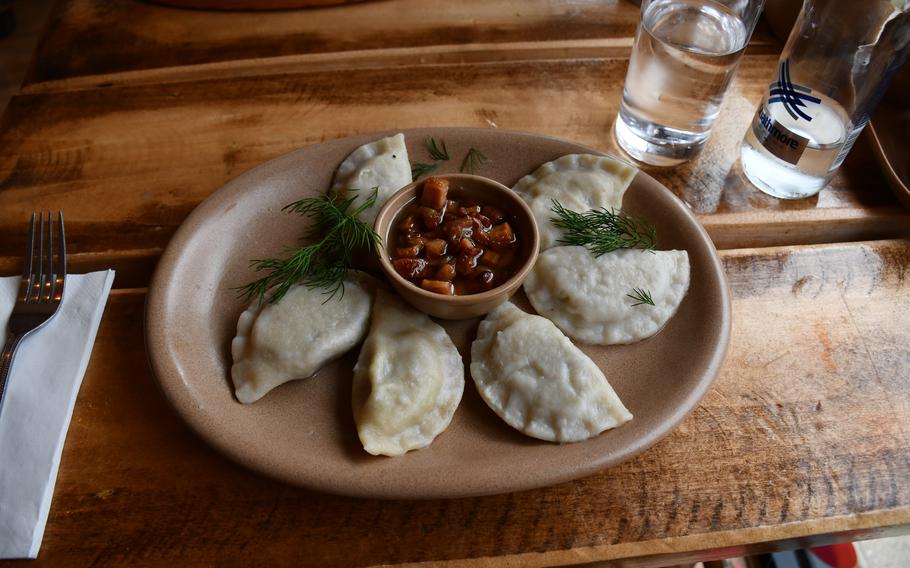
[740,0,910,199]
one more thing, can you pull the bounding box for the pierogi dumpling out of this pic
[331,133,411,226]
[352,290,464,456]
[231,276,373,404]
[471,302,632,442]
[512,154,637,251]
[524,246,690,345]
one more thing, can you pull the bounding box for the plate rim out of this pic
[868,118,910,210]
[145,127,732,498]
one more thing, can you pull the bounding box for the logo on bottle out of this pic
[768,59,821,121]
[750,59,818,165]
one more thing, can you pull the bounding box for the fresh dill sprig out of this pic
[411,161,440,181]
[236,189,381,304]
[426,137,450,161]
[412,141,488,178]
[411,137,450,180]
[550,200,657,256]
[459,147,488,174]
[627,287,655,307]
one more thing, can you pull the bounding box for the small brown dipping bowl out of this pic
[374,174,539,320]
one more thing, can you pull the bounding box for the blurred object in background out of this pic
[144,0,369,10]
[855,534,910,568]
[0,0,53,114]
[762,0,801,42]
[868,85,910,208]
[0,0,15,39]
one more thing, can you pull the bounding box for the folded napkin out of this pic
[0,270,115,559]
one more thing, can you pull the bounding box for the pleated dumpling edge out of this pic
[470,302,632,443]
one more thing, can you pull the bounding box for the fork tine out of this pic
[55,211,66,301]
[29,213,45,303]
[38,212,47,302]
[19,213,37,303]
[23,213,36,278]
[46,211,53,302]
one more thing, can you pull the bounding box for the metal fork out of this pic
[0,212,67,416]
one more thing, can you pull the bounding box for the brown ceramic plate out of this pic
[146,128,731,499]
[869,107,910,210]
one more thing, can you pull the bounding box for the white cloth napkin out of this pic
[0,270,115,559]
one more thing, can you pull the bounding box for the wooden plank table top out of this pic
[1,0,909,566]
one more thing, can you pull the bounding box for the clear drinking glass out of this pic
[614,0,766,166]
[741,0,910,199]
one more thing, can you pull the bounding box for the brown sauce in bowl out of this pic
[390,177,522,295]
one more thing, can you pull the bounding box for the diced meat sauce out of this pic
[391,177,521,295]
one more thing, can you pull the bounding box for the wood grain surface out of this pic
[2,0,910,564]
[15,240,908,567]
[2,56,908,267]
[25,0,778,87]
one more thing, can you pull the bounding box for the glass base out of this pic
[614,110,709,167]
[740,145,827,200]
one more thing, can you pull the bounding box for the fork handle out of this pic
[0,333,24,417]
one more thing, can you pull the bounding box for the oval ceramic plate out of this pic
[146,128,731,499]
[869,110,910,210]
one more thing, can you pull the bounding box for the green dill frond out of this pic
[550,200,657,256]
[236,188,380,304]
[626,287,655,307]
[426,137,450,161]
[459,147,488,174]
[411,161,440,181]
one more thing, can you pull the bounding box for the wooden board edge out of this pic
[0,248,161,289]
[703,209,910,249]
[391,508,910,568]
[18,38,781,95]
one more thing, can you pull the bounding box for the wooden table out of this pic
[2,1,909,565]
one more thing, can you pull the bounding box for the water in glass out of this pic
[615,0,749,166]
